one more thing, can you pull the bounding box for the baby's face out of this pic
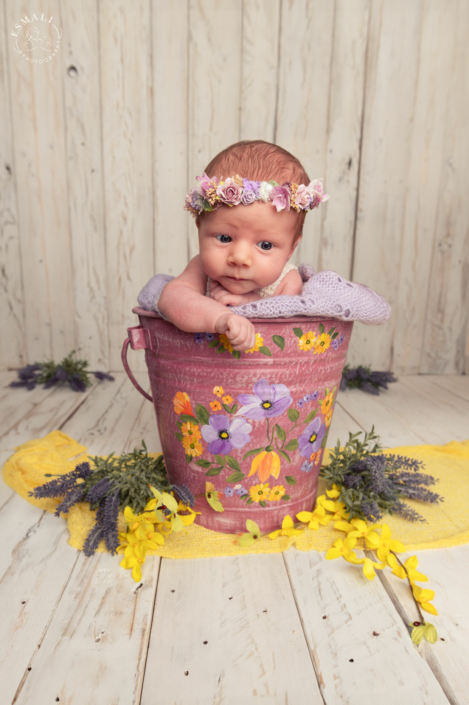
[197,201,300,294]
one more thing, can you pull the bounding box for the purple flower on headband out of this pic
[241,188,258,205]
[308,179,330,209]
[196,172,219,197]
[243,178,260,195]
[217,177,243,206]
[294,184,312,210]
[191,190,205,212]
[270,185,291,212]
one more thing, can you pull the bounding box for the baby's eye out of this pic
[216,234,232,243]
[258,241,273,251]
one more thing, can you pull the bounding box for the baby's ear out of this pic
[290,235,302,255]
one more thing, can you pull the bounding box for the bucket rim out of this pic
[132,306,352,325]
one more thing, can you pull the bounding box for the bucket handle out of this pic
[121,327,154,403]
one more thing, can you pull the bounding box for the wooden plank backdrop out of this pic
[1,0,468,374]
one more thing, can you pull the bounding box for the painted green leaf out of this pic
[195,404,210,426]
[293,327,304,338]
[319,323,325,334]
[288,408,300,423]
[259,500,267,507]
[272,335,285,351]
[285,438,299,451]
[226,456,241,472]
[328,327,335,336]
[185,454,192,463]
[259,346,272,357]
[222,403,233,413]
[281,494,290,501]
[179,414,199,424]
[208,339,219,348]
[175,432,184,442]
[176,421,183,430]
[217,344,226,353]
[285,476,297,485]
[243,447,265,460]
[214,454,225,467]
[230,403,238,414]
[279,450,291,463]
[303,409,318,424]
[226,471,245,483]
[275,424,286,441]
[206,466,223,476]
[194,458,212,468]
[240,493,249,501]
[321,431,329,449]
[232,350,241,359]
[246,498,254,505]
[331,332,339,339]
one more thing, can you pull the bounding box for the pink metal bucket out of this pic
[122,307,353,534]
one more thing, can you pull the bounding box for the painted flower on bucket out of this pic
[235,378,292,419]
[201,415,252,455]
[298,417,326,458]
[248,450,281,483]
[173,391,193,416]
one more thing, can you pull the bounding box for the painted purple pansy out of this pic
[224,487,235,497]
[311,391,319,400]
[235,378,293,419]
[332,338,339,351]
[236,486,248,496]
[194,333,204,344]
[297,398,305,408]
[298,417,326,458]
[338,334,344,345]
[301,460,313,473]
[303,394,311,403]
[205,333,215,341]
[201,415,252,455]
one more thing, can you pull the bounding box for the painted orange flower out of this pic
[249,483,270,503]
[182,436,203,457]
[313,333,331,354]
[173,391,193,416]
[210,400,222,411]
[181,421,201,440]
[245,333,264,353]
[219,334,234,353]
[222,395,233,405]
[324,409,333,427]
[213,385,225,397]
[309,451,317,463]
[269,485,286,501]
[248,450,281,483]
[298,331,316,352]
[321,392,334,416]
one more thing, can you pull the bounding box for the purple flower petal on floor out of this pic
[236,378,292,419]
[298,417,326,458]
[201,415,252,455]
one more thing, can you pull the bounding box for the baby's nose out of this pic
[228,244,252,266]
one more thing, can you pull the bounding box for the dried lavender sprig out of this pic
[101,490,121,554]
[83,522,105,557]
[340,365,397,394]
[171,483,196,508]
[29,462,91,500]
[86,477,113,506]
[54,486,86,517]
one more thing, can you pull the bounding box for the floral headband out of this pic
[184,173,329,218]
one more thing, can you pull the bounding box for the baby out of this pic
[158,140,329,352]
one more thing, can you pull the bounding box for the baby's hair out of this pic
[202,139,310,242]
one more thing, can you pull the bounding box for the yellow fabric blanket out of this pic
[3,430,469,558]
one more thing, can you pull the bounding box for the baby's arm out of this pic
[272,269,303,296]
[158,255,256,351]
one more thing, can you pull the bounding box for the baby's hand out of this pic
[214,312,256,352]
[209,279,259,307]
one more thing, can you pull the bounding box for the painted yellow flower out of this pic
[268,485,286,501]
[120,543,147,582]
[210,400,222,411]
[213,385,225,397]
[173,391,193,416]
[249,483,271,503]
[269,515,303,539]
[245,333,264,353]
[365,524,405,560]
[248,450,281,483]
[313,332,331,354]
[219,334,234,352]
[297,504,331,530]
[320,392,334,416]
[326,536,364,564]
[412,584,438,615]
[222,395,233,405]
[182,435,203,457]
[181,421,201,439]
[298,331,316,352]
[324,409,333,427]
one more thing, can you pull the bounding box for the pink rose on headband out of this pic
[308,179,330,209]
[293,184,312,210]
[217,177,243,206]
[270,185,291,212]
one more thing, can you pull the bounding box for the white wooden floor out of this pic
[1,369,468,705]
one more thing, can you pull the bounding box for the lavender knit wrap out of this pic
[137,264,391,325]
